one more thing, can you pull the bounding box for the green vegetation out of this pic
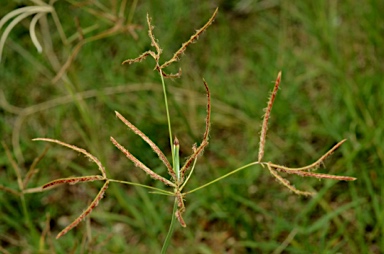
[0,1,383,253]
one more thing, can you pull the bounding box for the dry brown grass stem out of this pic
[160,7,218,70]
[56,180,109,239]
[180,80,211,179]
[33,138,107,178]
[110,136,176,187]
[42,175,105,189]
[258,71,281,162]
[114,111,175,180]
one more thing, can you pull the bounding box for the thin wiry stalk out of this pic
[180,145,198,191]
[114,111,175,179]
[56,180,109,239]
[268,139,348,172]
[258,71,281,162]
[184,161,261,195]
[42,175,104,189]
[158,69,174,163]
[108,179,173,195]
[110,137,176,187]
[160,7,218,70]
[180,80,211,179]
[33,138,107,178]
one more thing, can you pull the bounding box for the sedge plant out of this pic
[4,7,356,252]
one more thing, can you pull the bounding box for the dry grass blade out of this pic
[258,71,281,162]
[268,139,347,172]
[267,163,314,196]
[42,175,105,189]
[110,136,176,187]
[160,7,218,70]
[180,80,211,178]
[114,111,175,179]
[56,180,109,239]
[33,138,106,178]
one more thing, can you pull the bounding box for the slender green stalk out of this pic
[108,179,173,195]
[159,70,174,158]
[20,194,39,240]
[161,199,178,254]
[184,161,261,195]
[180,157,198,191]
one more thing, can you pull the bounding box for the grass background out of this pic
[0,0,383,253]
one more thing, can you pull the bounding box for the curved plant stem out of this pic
[161,199,178,254]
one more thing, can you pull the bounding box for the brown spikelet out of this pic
[175,193,186,227]
[180,79,211,178]
[33,138,107,178]
[278,169,357,181]
[267,163,314,196]
[114,111,175,179]
[146,13,162,59]
[268,139,347,172]
[42,175,105,189]
[122,50,157,65]
[175,210,186,228]
[161,68,182,78]
[258,71,281,162]
[110,136,176,187]
[56,180,109,239]
[160,8,218,70]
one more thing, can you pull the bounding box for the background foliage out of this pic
[0,0,383,253]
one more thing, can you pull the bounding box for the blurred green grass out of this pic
[0,0,383,253]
